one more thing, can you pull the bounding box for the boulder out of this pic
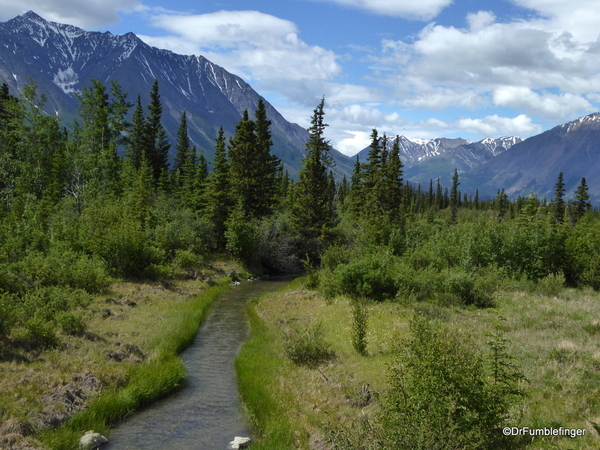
[227,436,251,449]
[79,430,108,450]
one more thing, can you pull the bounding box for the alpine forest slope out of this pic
[463,113,600,201]
[0,11,354,178]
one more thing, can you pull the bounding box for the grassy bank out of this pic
[0,262,244,450]
[236,280,600,449]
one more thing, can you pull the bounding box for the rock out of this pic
[227,436,251,449]
[79,430,108,450]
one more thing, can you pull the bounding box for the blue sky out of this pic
[2,0,600,156]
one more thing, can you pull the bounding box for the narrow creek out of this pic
[103,275,295,450]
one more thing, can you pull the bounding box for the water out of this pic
[103,276,294,450]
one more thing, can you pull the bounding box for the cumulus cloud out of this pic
[0,0,140,28]
[457,114,541,137]
[138,10,373,107]
[493,86,592,119]
[313,0,453,20]
[370,5,600,128]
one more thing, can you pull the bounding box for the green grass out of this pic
[37,282,230,450]
[237,280,600,449]
[236,291,297,449]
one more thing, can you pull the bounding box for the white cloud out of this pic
[457,114,541,137]
[493,86,592,119]
[313,0,453,20]
[336,130,372,156]
[511,0,600,41]
[138,10,369,107]
[0,0,140,28]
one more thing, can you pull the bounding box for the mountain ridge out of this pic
[0,11,355,177]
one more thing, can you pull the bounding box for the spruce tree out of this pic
[146,79,170,185]
[228,109,258,216]
[450,169,460,224]
[204,127,232,248]
[291,98,333,242]
[553,172,566,224]
[573,177,591,222]
[126,95,147,171]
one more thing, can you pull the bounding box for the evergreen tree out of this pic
[382,135,404,222]
[450,169,460,224]
[126,95,147,171]
[204,127,232,248]
[228,109,258,215]
[254,99,280,214]
[291,98,333,242]
[553,172,566,224]
[146,79,170,185]
[573,177,591,223]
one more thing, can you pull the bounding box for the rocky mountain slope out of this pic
[463,113,600,200]
[0,11,354,177]
[356,135,521,184]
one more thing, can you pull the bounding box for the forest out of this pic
[2,77,600,449]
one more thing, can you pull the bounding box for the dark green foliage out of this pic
[572,177,591,223]
[553,172,566,224]
[351,300,368,355]
[291,98,334,244]
[55,310,87,336]
[327,252,397,301]
[379,316,523,450]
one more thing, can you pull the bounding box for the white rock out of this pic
[227,436,251,449]
[79,430,108,450]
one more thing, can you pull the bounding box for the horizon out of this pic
[2,1,600,156]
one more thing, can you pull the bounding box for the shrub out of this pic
[331,253,397,301]
[0,294,16,338]
[536,272,565,297]
[379,316,523,449]
[283,322,334,368]
[19,315,59,348]
[55,311,87,336]
[351,300,368,355]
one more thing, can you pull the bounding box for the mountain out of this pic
[356,135,521,184]
[463,113,600,201]
[0,11,354,177]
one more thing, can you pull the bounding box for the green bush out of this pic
[331,252,397,301]
[19,315,59,348]
[378,316,523,449]
[55,311,87,336]
[351,300,368,355]
[536,272,565,297]
[0,294,16,338]
[283,322,334,368]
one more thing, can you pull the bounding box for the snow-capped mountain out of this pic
[463,112,600,200]
[0,11,355,177]
[356,134,522,185]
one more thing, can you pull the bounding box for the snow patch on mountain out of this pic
[53,67,79,94]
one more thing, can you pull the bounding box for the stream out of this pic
[103,275,295,450]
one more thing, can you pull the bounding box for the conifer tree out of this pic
[573,177,591,223]
[228,109,258,216]
[254,99,280,214]
[382,135,404,221]
[450,169,460,224]
[291,98,333,241]
[146,79,170,185]
[126,95,147,171]
[204,127,232,248]
[553,172,566,224]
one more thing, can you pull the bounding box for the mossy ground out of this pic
[237,279,600,449]
[0,261,245,449]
